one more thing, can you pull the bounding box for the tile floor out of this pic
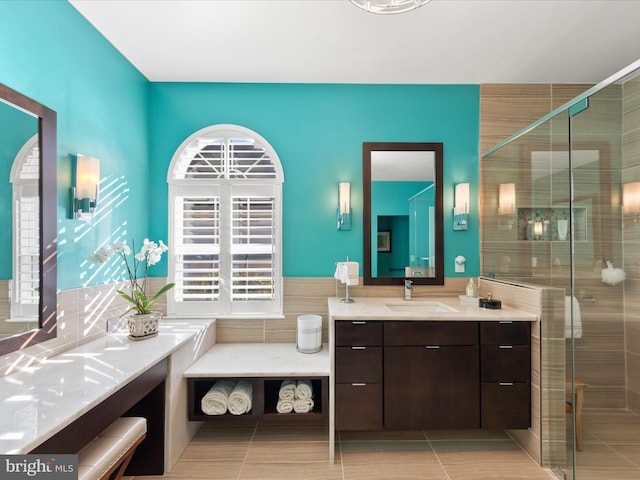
[128,420,555,480]
[564,408,640,480]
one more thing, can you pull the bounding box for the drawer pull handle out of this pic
[352,321,367,325]
[499,321,513,324]
[351,383,367,386]
[499,382,514,386]
[426,345,440,349]
[499,345,513,349]
[351,346,367,350]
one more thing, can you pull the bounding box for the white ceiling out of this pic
[69,0,640,84]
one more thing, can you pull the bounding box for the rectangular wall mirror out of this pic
[363,142,443,286]
[0,83,57,355]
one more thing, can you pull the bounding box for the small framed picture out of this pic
[377,230,391,252]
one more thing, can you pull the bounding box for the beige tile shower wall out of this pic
[481,82,630,411]
[623,75,640,413]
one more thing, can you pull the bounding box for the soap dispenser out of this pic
[465,278,477,298]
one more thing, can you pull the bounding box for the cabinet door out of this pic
[481,345,530,382]
[384,346,480,430]
[335,346,382,383]
[335,383,383,430]
[335,320,383,346]
[481,382,530,429]
[480,322,530,346]
[384,321,478,346]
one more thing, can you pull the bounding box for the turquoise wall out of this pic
[0,1,480,290]
[0,104,38,279]
[0,1,149,290]
[148,83,480,278]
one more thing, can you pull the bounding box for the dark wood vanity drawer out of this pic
[481,345,530,382]
[335,346,382,383]
[383,321,478,346]
[480,321,530,346]
[335,382,383,431]
[481,382,531,429]
[335,320,382,346]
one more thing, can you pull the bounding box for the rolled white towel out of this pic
[228,380,253,415]
[295,379,314,400]
[293,398,314,414]
[279,379,296,401]
[201,380,235,415]
[276,399,294,414]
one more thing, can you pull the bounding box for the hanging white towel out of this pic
[564,296,583,339]
[335,261,359,286]
[201,380,235,415]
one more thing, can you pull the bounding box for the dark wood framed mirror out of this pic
[363,142,443,286]
[0,83,57,355]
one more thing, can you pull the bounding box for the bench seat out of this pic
[77,416,147,480]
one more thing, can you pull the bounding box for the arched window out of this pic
[10,135,39,319]
[167,124,284,317]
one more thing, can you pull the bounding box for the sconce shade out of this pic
[623,182,640,214]
[498,183,516,215]
[73,154,100,221]
[339,182,350,215]
[453,183,469,215]
[76,155,100,198]
[337,182,351,230]
[453,182,469,231]
[534,221,543,238]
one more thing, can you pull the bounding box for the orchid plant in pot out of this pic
[89,239,174,338]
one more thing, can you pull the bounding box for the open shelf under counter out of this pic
[184,343,330,423]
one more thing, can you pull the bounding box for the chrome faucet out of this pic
[404,279,413,301]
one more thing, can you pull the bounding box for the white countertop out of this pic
[184,343,330,378]
[0,319,214,454]
[328,297,538,321]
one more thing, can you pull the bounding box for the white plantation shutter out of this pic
[10,136,40,318]
[174,192,221,304]
[168,125,283,317]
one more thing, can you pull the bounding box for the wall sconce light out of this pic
[534,221,544,240]
[337,182,351,230]
[72,154,100,221]
[498,183,516,230]
[453,183,469,231]
[623,182,640,220]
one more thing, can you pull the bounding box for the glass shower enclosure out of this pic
[482,59,640,479]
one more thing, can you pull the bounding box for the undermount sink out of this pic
[385,301,458,313]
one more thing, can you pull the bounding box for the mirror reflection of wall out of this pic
[0,99,39,338]
[408,185,435,277]
[370,150,435,279]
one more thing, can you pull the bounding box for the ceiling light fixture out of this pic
[349,0,432,14]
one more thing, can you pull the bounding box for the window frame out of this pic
[167,124,284,318]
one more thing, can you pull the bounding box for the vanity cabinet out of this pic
[334,321,383,430]
[480,321,531,429]
[333,318,532,432]
[384,321,480,430]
